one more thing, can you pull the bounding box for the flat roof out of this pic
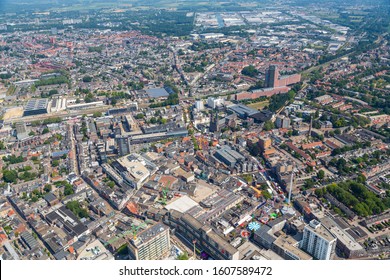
[305,220,336,243]
[228,104,258,116]
[24,98,48,111]
[320,217,364,251]
[274,235,313,260]
[165,195,199,213]
[117,154,151,181]
[146,88,169,98]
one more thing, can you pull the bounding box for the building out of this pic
[195,100,204,111]
[116,136,131,156]
[127,223,170,260]
[44,205,89,239]
[265,65,279,88]
[214,146,245,168]
[300,220,336,260]
[15,122,28,140]
[209,111,220,133]
[207,97,224,109]
[273,235,313,260]
[258,137,272,151]
[275,115,290,129]
[166,210,240,260]
[23,99,48,116]
[320,217,365,259]
[264,65,301,88]
[112,153,158,189]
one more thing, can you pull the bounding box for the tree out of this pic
[83,76,93,83]
[93,112,102,118]
[52,160,59,167]
[134,113,144,119]
[241,65,259,77]
[44,184,52,193]
[42,128,50,134]
[2,170,18,183]
[176,252,189,260]
[317,170,325,179]
[263,120,274,131]
[66,201,89,219]
[262,190,272,200]
[64,183,74,196]
[84,92,94,103]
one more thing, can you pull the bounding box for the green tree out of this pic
[176,252,189,260]
[263,120,275,131]
[241,65,259,77]
[317,170,325,179]
[93,111,102,118]
[44,184,52,193]
[2,170,18,183]
[83,76,93,83]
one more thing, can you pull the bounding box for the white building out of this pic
[300,220,336,260]
[207,97,224,109]
[195,100,204,111]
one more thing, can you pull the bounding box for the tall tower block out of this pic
[265,65,280,88]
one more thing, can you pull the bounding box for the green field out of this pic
[247,101,269,110]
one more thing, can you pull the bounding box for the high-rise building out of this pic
[15,121,28,140]
[258,137,272,151]
[116,136,131,156]
[209,111,220,133]
[195,100,204,111]
[207,97,224,109]
[300,220,336,260]
[275,115,291,129]
[127,223,170,260]
[265,65,279,88]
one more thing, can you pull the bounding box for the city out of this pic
[0,0,389,262]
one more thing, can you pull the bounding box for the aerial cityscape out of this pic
[0,0,389,261]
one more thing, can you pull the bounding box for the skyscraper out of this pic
[265,65,280,88]
[127,223,170,260]
[209,111,220,133]
[300,220,336,260]
[116,136,131,156]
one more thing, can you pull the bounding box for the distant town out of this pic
[0,0,389,261]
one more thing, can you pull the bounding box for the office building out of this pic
[207,97,224,109]
[112,153,158,189]
[209,111,220,133]
[15,122,28,140]
[128,223,170,260]
[259,137,272,151]
[275,115,291,129]
[44,205,89,239]
[264,65,301,89]
[23,99,48,116]
[167,210,240,260]
[300,220,336,260]
[116,136,131,156]
[214,146,245,168]
[195,100,204,111]
[265,65,279,88]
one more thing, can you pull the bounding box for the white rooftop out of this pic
[165,195,199,213]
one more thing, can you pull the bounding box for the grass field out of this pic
[247,101,269,110]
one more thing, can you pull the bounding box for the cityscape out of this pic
[0,0,389,261]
